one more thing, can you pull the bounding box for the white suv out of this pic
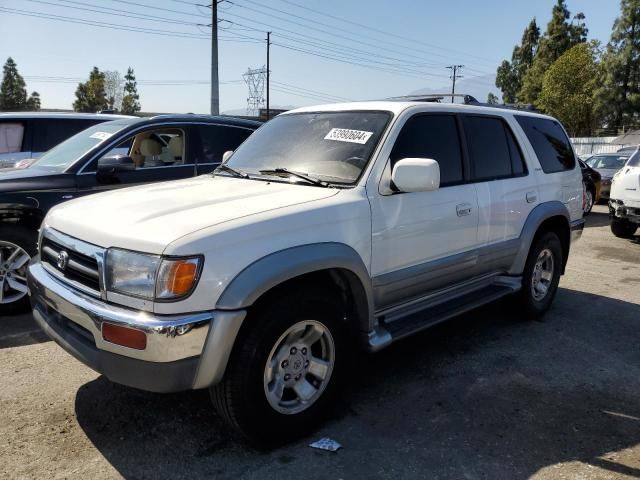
[28,100,584,444]
[609,149,640,238]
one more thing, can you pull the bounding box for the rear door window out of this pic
[515,116,576,173]
[196,125,253,164]
[390,114,464,186]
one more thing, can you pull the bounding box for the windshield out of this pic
[586,154,629,170]
[31,121,130,171]
[225,111,391,184]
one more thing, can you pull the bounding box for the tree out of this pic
[27,91,41,111]
[538,43,600,136]
[487,92,499,104]
[104,70,124,111]
[73,67,107,112]
[495,18,540,104]
[519,0,588,105]
[594,0,640,133]
[120,67,141,115]
[0,57,28,111]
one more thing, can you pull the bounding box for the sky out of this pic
[0,0,621,114]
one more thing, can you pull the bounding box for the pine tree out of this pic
[595,0,640,132]
[27,92,41,111]
[495,18,540,104]
[519,0,588,105]
[73,67,107,113]
[120,67,141,115]
[0,57,28,111]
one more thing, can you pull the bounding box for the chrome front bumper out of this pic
[28,259,246,392]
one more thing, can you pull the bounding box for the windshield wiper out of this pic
[214,163,250,179]
[259,168,330,187]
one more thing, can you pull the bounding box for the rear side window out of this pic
[390,114,464,186]
[32,119,103,153]
[463,116,528,181]
[196,125,253,163]
[515,116,575,173]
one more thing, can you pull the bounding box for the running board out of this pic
[366,278,521,351]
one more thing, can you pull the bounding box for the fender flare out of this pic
[216,242,374,330]
[509,200,570,275]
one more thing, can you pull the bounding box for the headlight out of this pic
[106,248,202,301]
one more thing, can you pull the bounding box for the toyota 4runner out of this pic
[28,100,584,444]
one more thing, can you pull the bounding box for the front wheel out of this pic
[583,185,594,215]
[0,226,36,315]
[518,231,563,319]
[210,289,348,446]
[611,218,638,239]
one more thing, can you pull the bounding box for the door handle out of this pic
[456,203,472,217]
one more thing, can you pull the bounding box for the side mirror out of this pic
[391,158,440,192]
[222,150,234,163]
[96,155,135,183]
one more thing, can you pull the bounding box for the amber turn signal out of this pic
[102,322,147,350]
[156,258,200,299]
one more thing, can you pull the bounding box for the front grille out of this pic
[41,236,101,293]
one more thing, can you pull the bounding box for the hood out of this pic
[594,167,622,179]
[46,175,340,253]
[611,166,640,203]
[0,166,72,193]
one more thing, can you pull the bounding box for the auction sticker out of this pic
[324,128,373,144]
[89,132,113,141]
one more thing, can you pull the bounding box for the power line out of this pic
[276,0,498,68]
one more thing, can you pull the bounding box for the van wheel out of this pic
[210,289,348,446]
[0,226,36,315]
[519,231,563,319]
[611,218,638,239]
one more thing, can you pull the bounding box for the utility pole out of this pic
[210,1,219,115]
[266,31,271,119]
[446,65,464,103]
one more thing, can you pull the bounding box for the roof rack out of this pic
[387,94,539,112]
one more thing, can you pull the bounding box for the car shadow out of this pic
[584,210,610,228]
[0,312,49,349]
[75,288,640,479]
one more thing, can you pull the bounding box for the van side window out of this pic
[0,122,24,154]
[390,115,464,186]
[515,116,575,173]
[506,124,527,176]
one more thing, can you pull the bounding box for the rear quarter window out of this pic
[515,116,576,173]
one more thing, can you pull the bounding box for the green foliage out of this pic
[519,0,588,105]
[538,43,599,136]
[120,67,141,115]
[594,0,640,132]
[73,67,107,113]
[27,91,41,111]
[487,92,499,104]
[0,57,28,111]
[495,19,540,104]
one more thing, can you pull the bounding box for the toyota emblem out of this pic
[56,250,69,270]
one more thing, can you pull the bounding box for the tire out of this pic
[0,225,37,315]
[610,218,638,239]
[583,185,594,215]
[518,231,563,319]
[210,286,350,447]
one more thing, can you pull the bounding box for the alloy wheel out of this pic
[0,241,30,304]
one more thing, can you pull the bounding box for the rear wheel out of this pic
[210,288,349,446]
[611,218,638,239]
[583,185,594,215]
[0,226,36,315]
[518,231,563,319]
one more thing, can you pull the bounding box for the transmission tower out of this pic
[242,66,267,116]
